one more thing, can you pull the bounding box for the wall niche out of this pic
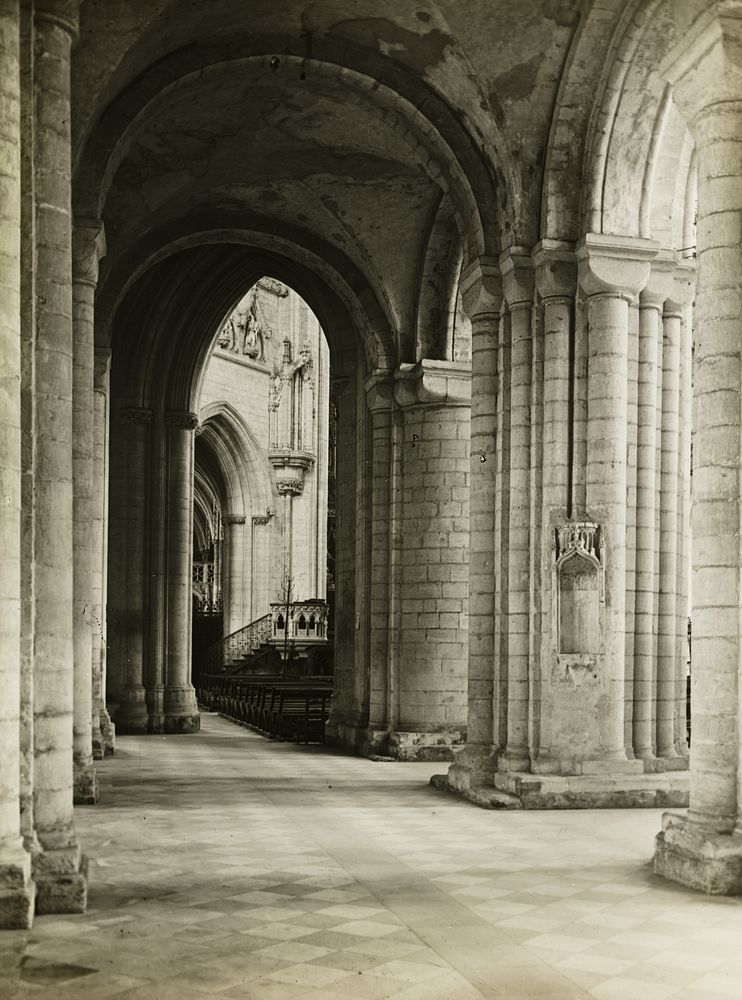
[553,522,604,664]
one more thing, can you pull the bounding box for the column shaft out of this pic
[225,516,247,635]
[164,413,200,733]
[585,292,630,760]
[633,299,662,763]
[657,305,682,760]
[92,349,114,754]
[71,224,102,803]
[0,0,35,929]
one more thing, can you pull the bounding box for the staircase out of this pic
[197,613,274,678]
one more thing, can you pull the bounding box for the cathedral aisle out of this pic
[2,715,741,1000]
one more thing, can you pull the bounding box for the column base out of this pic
[491,769,688,809]
[91,735,105,761]
[148,713,165,734]
[112,687,148,734]
[33,841,88,915]
[654,812,742,894]
[164,686,200,733]
[326,717,464,761]
[100,710,116,755]
[430,744,524,809]
[0,844,36,929]
[73,763,98,805]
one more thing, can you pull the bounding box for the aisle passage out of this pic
[2,714,742,1000]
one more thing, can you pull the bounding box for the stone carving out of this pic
[252,515,271,526]
[224,514,246,526]
[553,521,603,660]
[165,411,199,430]
[257,277,289,297]
[120,407,152,425]
[276,480,303,497]
[217,290,272,361]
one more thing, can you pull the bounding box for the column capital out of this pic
[639,250,677,311]
[393,360,471,408]
[666,261,697,314]
[364,370,395,413]
[72,219,106,287]
[165,411,199,431]
[277,480,303,497]
[224,514,246,526]
[120,407,152,426]
[577,234,659,299]
[93,347,111,390]
[35,0,79,37]
[252,514,271,526]
[661,2,742,124]
[459,255,503,320]
[499,246,535,307]
[533,239,577,300]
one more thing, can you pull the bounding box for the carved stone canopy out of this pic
[555,522,602,566]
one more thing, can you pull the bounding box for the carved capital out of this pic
[165,411,199,431]
[277,480,304,497]
[224,514,246,526]
[252,515,271,526]
[667,261,697,313]
[120,407,152,426]
[72,219,106,287]
[393,360,471,408]
[459,256,503,320]
[533,240,577,301]
[577,234,659,299]
[499,246,535,307]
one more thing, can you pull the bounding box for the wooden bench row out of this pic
[197,674,332,745]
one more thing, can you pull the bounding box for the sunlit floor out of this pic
[2,714,742,1000]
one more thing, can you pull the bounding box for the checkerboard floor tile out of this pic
[2,712,742,1000]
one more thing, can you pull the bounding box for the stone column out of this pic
[71,221,104,804]
[0,0,35,929]
[531,242,577,773]
[655,5,742,891]
[656,289,685,766]
[364,373,394,751]
[224,515,247,635]
[92,348,114,755]
[164,411,200,733]
[32,0,87,914]
[633,258,674,767]
[446,259,502,792]
[110,407,150,733]
[498,248,535,773]
[576,234,656,771]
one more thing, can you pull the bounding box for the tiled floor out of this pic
[2,715,742,1000]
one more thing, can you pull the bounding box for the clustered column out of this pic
[224,514,247,635]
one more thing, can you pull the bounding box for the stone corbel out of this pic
[165,411,199,431]
[459,255,503,320]
[93,347,111,393]
[119,407,152,426]
[667,260,696,314]
[393,360,471,408]
[577,234,660,299]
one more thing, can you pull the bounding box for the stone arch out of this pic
[73,35,507,265]
[197,402,276,520]
[414,193,463,361]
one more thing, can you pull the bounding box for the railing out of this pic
[198,613,272,675]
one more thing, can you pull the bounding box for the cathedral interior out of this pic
[3,0,742,996]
